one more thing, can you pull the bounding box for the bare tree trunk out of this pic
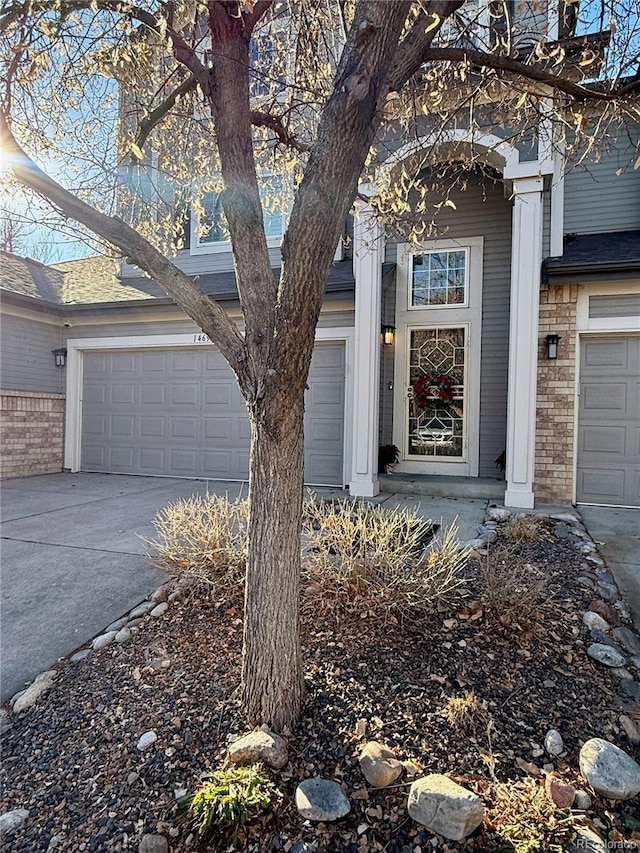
[242,387,306,729]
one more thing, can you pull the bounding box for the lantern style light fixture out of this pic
[545,334,561,360]
[381,324,396,346]
[53,347,68,368]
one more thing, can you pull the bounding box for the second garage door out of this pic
[81,342,345,486]
[576,335,640,507]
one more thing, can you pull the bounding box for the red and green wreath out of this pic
[412,373,455,408]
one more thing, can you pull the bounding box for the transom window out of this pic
[411,249,468,308]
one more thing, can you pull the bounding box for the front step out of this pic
[379,473,505,501]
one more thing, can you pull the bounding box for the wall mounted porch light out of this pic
[53,347,68,368]
[381,324,396,346]
[545,334,560,360]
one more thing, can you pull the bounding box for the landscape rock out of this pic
[544,774,575,809]
[150,584,171,603]
[139,834,168,853]
[34,669,57,683]
[588,599,620,628]
[105,617,129,633]
[150,602,169,618]
[115,627,132,644]
[586,643,626,668]
[544,729,564,757]
[550,512,580,524]
[0,808,29,835]
[582,612,611,633]
[228,729,288,770]
[615,600,631,621]
[70,649,91,663]
[577,577,595,590]
[136,731,158,752]
[596,582,618,603]
[589,629,619,649]
[359,741,404,787]
[621,680,640,701]
[129,601,155,619]
[290,842,314,853]
[92,631,117,651]
[567,828,606,853]
[620,714,640,744]
[407,775,484,841]
[612,667,634,681]
[579,737,640,800]
[13,678,54,713]
[574,789,592,810]
[613,627,640,656]
[295,778,350,822]
[485,507,511,522]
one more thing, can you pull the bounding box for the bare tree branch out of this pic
[0,109,248,378]
[135,75,198,151]
[421,46,621,102]
[250,110,311,152]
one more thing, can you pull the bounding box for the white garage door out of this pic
[81,342,345,486]
[577,335,640,507]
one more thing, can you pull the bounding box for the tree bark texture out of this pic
[242,389,305,729]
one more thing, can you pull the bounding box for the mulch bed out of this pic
[2,518,640,852]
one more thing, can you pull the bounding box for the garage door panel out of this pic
[139,448,164,472]
[81,342,345,485]
[583,338,629,368]
[111,415,135,436]
[581,425,625,455]
[142,353,166,372]
[581,383,626,412]
[578,334,640,507]
[112,353,136,373]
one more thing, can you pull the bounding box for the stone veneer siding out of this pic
[0,390,65,479]
[535,284,579,504]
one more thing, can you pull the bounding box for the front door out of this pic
[406,326,467,463]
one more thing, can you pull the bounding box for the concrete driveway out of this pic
[0,473,246,702]
[579,505,640,630]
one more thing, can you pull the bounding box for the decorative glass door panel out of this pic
[407,327,466,459]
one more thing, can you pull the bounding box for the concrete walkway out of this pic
[0,472,490,703]
[579,506,640,630]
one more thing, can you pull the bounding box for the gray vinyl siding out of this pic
[385,174,515,477]
[121,246,282,279]
[1,313,65,394]
[564,140,640,235]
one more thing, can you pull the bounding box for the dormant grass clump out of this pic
[501,515,549,544]
[443,690,489,735]
[479,545,548,626]
[486,777,577,852]
[143,493,248,586]
[302,499,471,621]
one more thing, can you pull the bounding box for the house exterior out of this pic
[1,7,639,508]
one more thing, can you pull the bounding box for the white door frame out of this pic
[64,327,355,487]
[392,237,483,477]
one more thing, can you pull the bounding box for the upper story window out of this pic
[192,174,287,253]
[410,249,468,308]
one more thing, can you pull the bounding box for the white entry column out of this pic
[505,176,544,508]
[349,202,384,497]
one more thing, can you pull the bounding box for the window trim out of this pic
[407,247,470,310]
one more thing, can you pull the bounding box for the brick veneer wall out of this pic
[0,390,65,479]
[535,284,579,503]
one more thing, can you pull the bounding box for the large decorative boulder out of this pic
[227,729,288,770]
[579,738,640,800]
[407,775,485,841]
[359,741,403,787]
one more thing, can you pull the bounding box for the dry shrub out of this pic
[302,499,471,621]
[443,690,489,735]
[143,494,248,586]
[479,545,548,626]
[502,515,548,544]
[486,777,577,852]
